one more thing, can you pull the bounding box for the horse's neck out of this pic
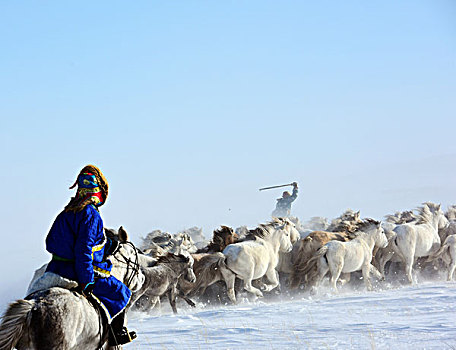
[146,263,176,283]
[163,262,185,276]
[355,232,375,251]
[420,214,440,234]
[269,229,285,253]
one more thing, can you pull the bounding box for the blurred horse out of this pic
[425,234,456,281]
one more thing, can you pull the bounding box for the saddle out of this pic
[27,271,112,323]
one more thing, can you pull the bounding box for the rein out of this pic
[110,241,141,290]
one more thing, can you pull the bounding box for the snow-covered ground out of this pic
[124,281,456,349]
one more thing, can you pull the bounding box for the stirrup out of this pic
[109,326,137,346]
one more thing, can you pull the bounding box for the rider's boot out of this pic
[108,311,137,346]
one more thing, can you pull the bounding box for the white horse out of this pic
[222,217,297,302]
[372,211,418,278]
[390,203,449,283]
[425,234,456,281]
[0,227,145,350]
[276,220,301,275]
[313,219,387,292]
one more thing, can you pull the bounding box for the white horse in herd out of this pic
[312,219,388,292]
[222,217,298,302]
[390,203,449,283]
[425,234,456,281]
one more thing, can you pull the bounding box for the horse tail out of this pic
[0,299,34,350]
[290,246,328,289]
[302,246,329,284]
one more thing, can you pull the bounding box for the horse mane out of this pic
[206,226,236,252]
[241,227,266,241]
[354,218,380,233]
[385,210,417,224]
[415,203,439,224]
[240,218,285,241]
[446,205,456,221]
[327,209,362,233]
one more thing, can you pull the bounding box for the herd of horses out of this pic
[1,202,456,349]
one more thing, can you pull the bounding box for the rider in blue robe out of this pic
[45,165,136,345]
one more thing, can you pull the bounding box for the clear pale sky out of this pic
[1,1,455,303]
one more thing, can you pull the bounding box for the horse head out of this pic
[375,221,388,248]
[422,202,449,231]
[106,226,145,293]
[213,226,239,251]
[272,217,295,252]
[173,233,198,254]
[181,252,196,283]
[357,219,388,248]
[436,205,450,231]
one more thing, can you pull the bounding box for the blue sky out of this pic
[0,1,455,302]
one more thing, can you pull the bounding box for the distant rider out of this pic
[45,164,137,346]
[271,182,298,217]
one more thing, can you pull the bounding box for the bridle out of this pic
[110,241,141,290]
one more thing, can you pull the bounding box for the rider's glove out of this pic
[78,282,95,296]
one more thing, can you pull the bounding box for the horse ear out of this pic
[118,226,129,242]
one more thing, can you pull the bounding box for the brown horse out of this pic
[196,226,239,253]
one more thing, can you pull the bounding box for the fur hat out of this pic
[65,165,109,212]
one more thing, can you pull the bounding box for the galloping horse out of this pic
[0,227,144,350]
[310,219,387,292]
[222,217,297,302]
[425,234,456,281]
[390,203,448,283]
[131,252,196,314]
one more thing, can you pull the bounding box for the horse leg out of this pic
[393,239,414,283]
[144,296,159,313]
[404,254,415,284]
[378,249,394,279]
[314,256,329,293]
[263,268,280,292]
[329,260,342,292]
[167,286,178,314]
[221,269,237,304]
[243,276,264,298]
[362,264,373,291]
[448,247,456,281]
[338,273,351,286]
[448,261,455,281]
[369,264,384,280]
[179,292,196,307]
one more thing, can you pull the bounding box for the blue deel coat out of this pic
[45,204,131,319]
